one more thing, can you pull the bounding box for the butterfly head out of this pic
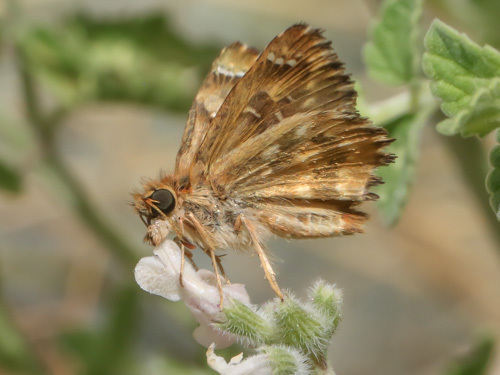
[132,178,178,245]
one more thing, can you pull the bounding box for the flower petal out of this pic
[206,344,272,375]
[135,239,252,348]
[134,252,181,301]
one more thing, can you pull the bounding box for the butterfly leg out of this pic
[185,249,198,270]
[174,237,198,287]
[185,212,226,310]
[208,248,225,310]
[215,254,230,283]
[236,214,284,301]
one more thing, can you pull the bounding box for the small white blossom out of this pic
[134,240,251,348]
[206,344,272,375]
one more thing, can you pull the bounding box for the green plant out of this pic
[364,0,500,232]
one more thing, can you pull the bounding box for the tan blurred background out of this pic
[0,0,499,374]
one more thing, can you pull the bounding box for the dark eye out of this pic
[150,189,175,216]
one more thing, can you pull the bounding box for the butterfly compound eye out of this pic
[150,189,175,215]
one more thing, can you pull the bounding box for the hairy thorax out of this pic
[148,186,267,252]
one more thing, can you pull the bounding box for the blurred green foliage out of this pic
[0,161,22,193]
[430,0,500,47]
[364,0,422,85]
[59,285,139,375]
[0,301,43,374]
[19,14,219,112]
[366,0,500,223]
[446,337,495,375]
[374,113,426,225]
[364,0,435,225]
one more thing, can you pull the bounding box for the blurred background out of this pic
[0,0,499,374]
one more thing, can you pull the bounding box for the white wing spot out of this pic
[216,66,233,77]
[275,111,284,122]
[304,97,316,107]
[275,57,284,65]
[267,52,275,62]
[286,59,297,67]
[216,66,245,78]
[243,106,261,118]
[294,185,311,194]
[262,144,280,159]
[295,124,308,137]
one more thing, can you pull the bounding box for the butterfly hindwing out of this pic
[175,42,259,180]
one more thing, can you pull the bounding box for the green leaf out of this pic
[376,111,429,225]
[19,14,220,112]
[486,130,500,219]
[446,337,494,375]
[423,19,500,137]
[0,161,21,193]
[364,0,423,85]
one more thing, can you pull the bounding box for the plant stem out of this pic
[45,151,140,268]
[367,82,435,125]
[15,39,139,269]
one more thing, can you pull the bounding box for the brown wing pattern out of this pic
[174,43,259,179]
[195,24,393,237]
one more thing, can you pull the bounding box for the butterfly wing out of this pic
[193,24,394,237]
[175,43,259,180]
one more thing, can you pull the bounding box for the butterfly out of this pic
[133,24,394,309]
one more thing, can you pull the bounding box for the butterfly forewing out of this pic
[186,24,393,236]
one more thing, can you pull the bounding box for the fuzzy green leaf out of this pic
[376,111,428,225]
[218,299,273,345]
[486,130,500,219]
[364,0,423,85]
[273,297,329,360]
[259,345,309,375]
[423,19,500,137]
[309,280,342,330]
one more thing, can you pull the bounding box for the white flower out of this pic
[134,239,251,348]
[206,343,273,375]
